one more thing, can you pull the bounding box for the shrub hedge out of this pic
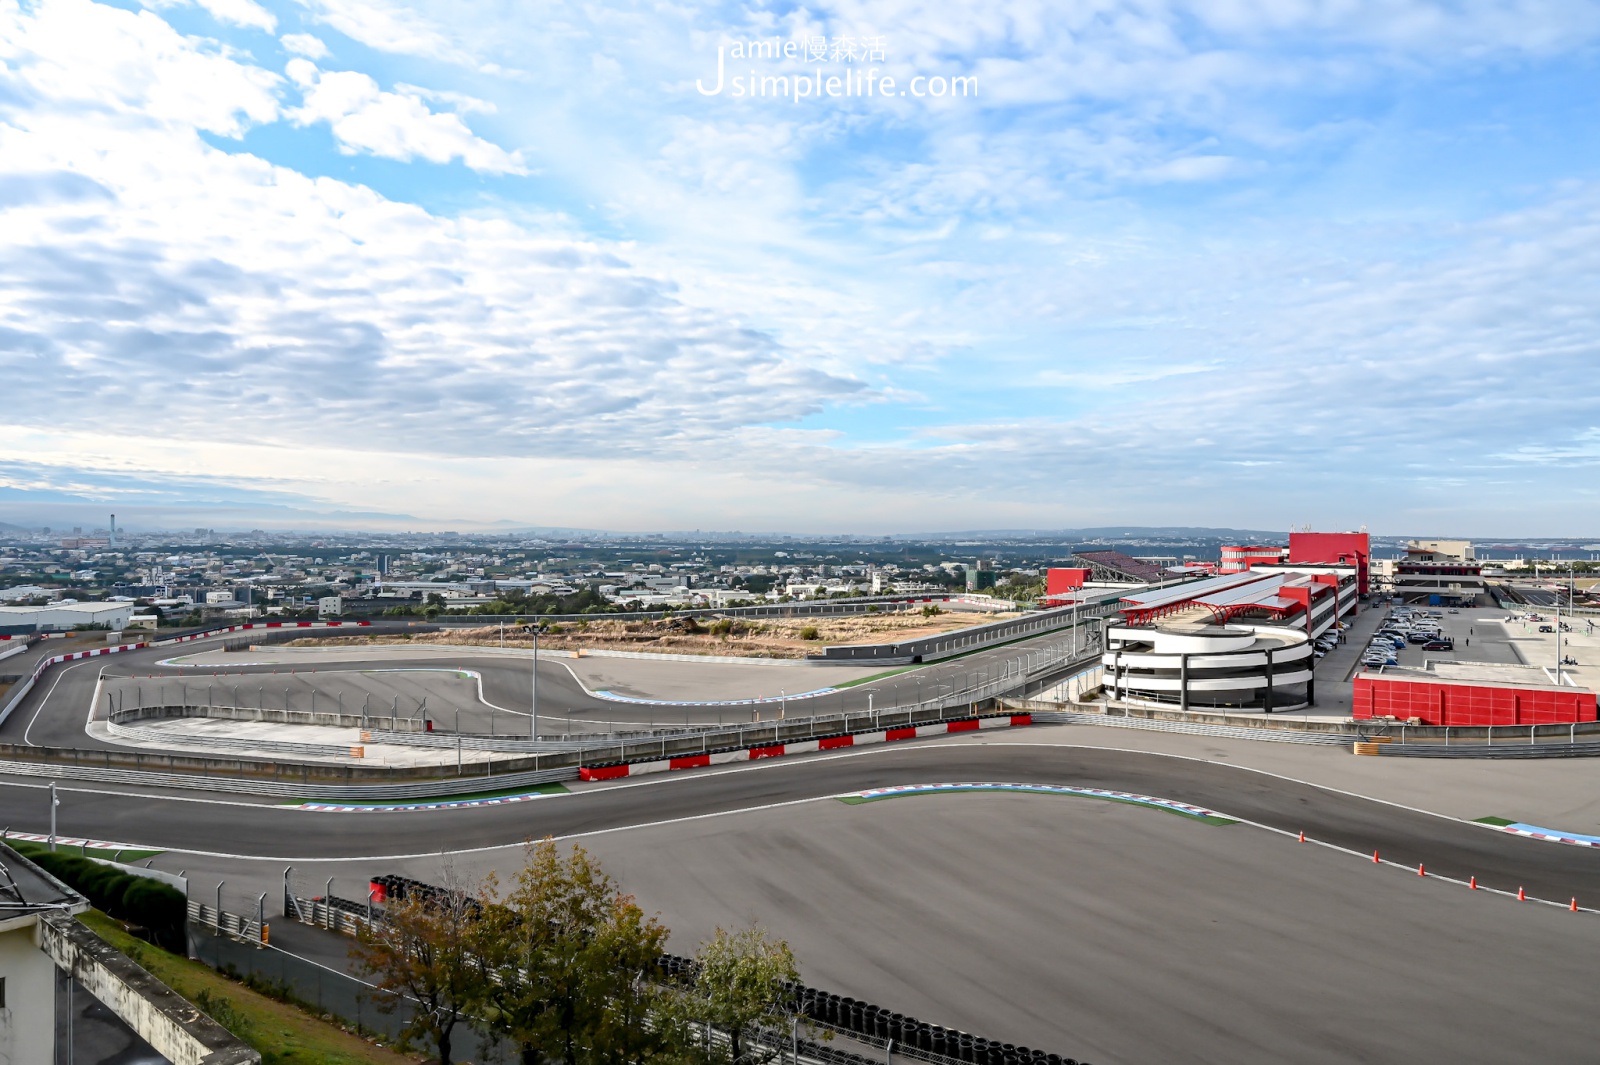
[27,851,186,951]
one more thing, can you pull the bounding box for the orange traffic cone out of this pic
[1373,849,1380,863]
[1298,831,1305,843]
[1571,898,1579,912]
[1469,876,1477,890]
[1418,863,1426,876]
[1517,886,1526,901]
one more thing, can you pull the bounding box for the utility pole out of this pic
[531,623,539,741]
[49,782,58,851]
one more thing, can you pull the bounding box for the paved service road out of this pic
[5,740,1598,903]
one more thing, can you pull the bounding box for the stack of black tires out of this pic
[654,955,1088,1065]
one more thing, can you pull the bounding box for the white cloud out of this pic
[280,32,329,59]
[0,0,279,137]
[394,83,495,115]
[294,0,461,60]
[286,60,526,173]
[193,0,276,32]
[0,0,864,513]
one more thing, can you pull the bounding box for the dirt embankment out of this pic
[286,610,1018,659]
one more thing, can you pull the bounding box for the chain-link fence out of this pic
[188,921,514,1063]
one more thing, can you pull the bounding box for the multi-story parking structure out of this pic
[1099,567,1358,712]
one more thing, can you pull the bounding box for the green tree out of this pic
[689,925,798,1065]
[352,882,484,1065]
[474,839,675,1065]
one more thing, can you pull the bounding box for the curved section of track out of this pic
[3,741,1596,905]
[4,628,1085,749]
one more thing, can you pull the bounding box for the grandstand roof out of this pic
[1071,550,1166,583]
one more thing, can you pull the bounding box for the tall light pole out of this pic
[49,782,59,851]
[531,623,539,741]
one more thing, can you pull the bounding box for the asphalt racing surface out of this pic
[9,628,1600,1064]
[2,627,1081,747]
[7,739,1599,905]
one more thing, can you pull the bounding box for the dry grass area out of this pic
[288,609,1017,659]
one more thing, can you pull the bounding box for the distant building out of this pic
[1406,539,1475,562]
[1288,531,1371,595]
[1386,539,1485,605]
[0,601,134,632]
[1219,545,1288,574]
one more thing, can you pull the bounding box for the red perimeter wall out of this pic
[1288,531,1371,595]
[1354,675,1597,726]
[1046,568,1089,594]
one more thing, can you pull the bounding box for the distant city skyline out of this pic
[3,1,1600,533]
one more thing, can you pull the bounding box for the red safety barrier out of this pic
[577,714,1032,782]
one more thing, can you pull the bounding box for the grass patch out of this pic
[77,910,418,1065]
[7,838,163,863]
[832,666,921,688]
[284,781,570,807]
[837,788,1237,825]
[1474,816,1517,826]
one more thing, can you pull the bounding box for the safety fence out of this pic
[188,920,517,1063]
[814,606,1110,663]
[0,621,376,729]
[1023,709,1356,746]
[109,712,358,760]
[660,954,1089,1065]
[189,923,913,1065]
[4,632,1102,800]
[187,899,266,945]
[224,874,1089,1065]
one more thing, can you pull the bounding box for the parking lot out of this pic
[1357,605,1523,671]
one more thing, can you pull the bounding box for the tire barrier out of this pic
[366,873,481,916]
[654,953,1091,1065]
[578,714,1033,781]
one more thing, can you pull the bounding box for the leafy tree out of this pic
[474,839,675,1065]
[689,925,798,1065]
[353,880,484,1065]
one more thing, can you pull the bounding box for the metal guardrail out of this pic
[187,899,265,945]
[0,630,1098,798]
[1373,739,1600,759]
[1029,710,1356,746]
[107,715,359,760]
[816,606,1110,663]
[0,753,581,799]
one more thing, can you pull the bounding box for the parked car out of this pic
[1408,632,1434,643]
[1423,640,1454,651]
[1539,625,1555,633]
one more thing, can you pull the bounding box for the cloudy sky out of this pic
[2,0,1599,534]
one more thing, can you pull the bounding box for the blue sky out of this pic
[1,0,1599,534]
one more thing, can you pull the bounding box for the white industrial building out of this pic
[0,601,135,632]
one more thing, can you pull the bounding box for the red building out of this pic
[1046,568,1089,595]
[1288,531,1371,595]
[1219,545,1287,574]
[1354,674,1596,726]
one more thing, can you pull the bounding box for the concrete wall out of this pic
[40,913,258,1065]
[0,924,57,1065]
